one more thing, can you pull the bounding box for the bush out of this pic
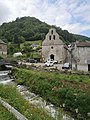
[0,103,16,120]
[0,84,54,120]
[12,68,90,119]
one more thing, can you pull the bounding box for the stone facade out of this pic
[42,28,90,71]
[42,28,67,63]
[69,41,90,71]
[0,39,7,58]
[72,41,90,65]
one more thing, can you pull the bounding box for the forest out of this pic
[0,16,90,45]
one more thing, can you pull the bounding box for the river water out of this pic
[0,70,75,120]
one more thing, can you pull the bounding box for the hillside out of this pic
[0,16,90,44]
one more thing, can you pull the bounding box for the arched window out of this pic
[51,30,53,34]
[49,35,51,40]
[53,35,55,40]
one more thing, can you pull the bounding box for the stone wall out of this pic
[73,47,90,65]
[42,28,67,63]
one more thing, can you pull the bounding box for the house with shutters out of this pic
[42,28,67,63]
[0,39,7,58]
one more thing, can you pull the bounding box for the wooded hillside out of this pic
[0,16,90,44]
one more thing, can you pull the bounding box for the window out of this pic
[53,35,55,40]
[51,46,53,49]
[49,35,51,40]
[51,30,53,34]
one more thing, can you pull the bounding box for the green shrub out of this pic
[12,68,90,119]
[0,85,54,120]
[0,103,17,120]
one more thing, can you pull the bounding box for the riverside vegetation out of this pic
[12,68,90,120]
[0,85,54,120]
[0,103,17,120]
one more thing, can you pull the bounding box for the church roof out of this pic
[42,28,64,46]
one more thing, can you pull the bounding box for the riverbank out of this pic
[12,67,90,120]
[0,84,54,120]
[0,71,54,120]
[0,70,75,120]
[0,103,17,120]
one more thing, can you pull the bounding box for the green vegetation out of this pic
[12,68,90,119]
[0,103,17,120]
[0,17,90,45]
[0,85,54,120]
[7,40,41,61]
[1,16,90,57]
[20,40,42,49]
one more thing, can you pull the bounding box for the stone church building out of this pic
[42,28,90,71]
[42,28,67,63]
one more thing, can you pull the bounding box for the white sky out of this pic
[0,0,90,37]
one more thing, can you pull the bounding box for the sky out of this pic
[0,0,90,37]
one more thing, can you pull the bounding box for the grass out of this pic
[12,68,90,119]
[26,40,42,45]
[0,84,54,120]
[0,103,17,120]
[20,40,42,49]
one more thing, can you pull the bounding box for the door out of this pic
[88,64,90,71]
[50,54,54,60]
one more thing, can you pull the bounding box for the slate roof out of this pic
[76,41,90,47]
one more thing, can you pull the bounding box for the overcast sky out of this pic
[0,0,90,37]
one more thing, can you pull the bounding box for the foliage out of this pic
[0,103,17,120]
[0,16,90,45]
[7,43,21,55]
[12,68,90,119]
[0,85,54,120]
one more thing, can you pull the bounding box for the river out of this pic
[0,70,75,120]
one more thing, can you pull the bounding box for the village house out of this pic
[42,28,67,63]
[72,41,90,71]
[0,39,7,58]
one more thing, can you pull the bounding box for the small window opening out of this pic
[51,30,53,34]
[51,46,53,49]
[53,35,55,40]
[49,35,51,40]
